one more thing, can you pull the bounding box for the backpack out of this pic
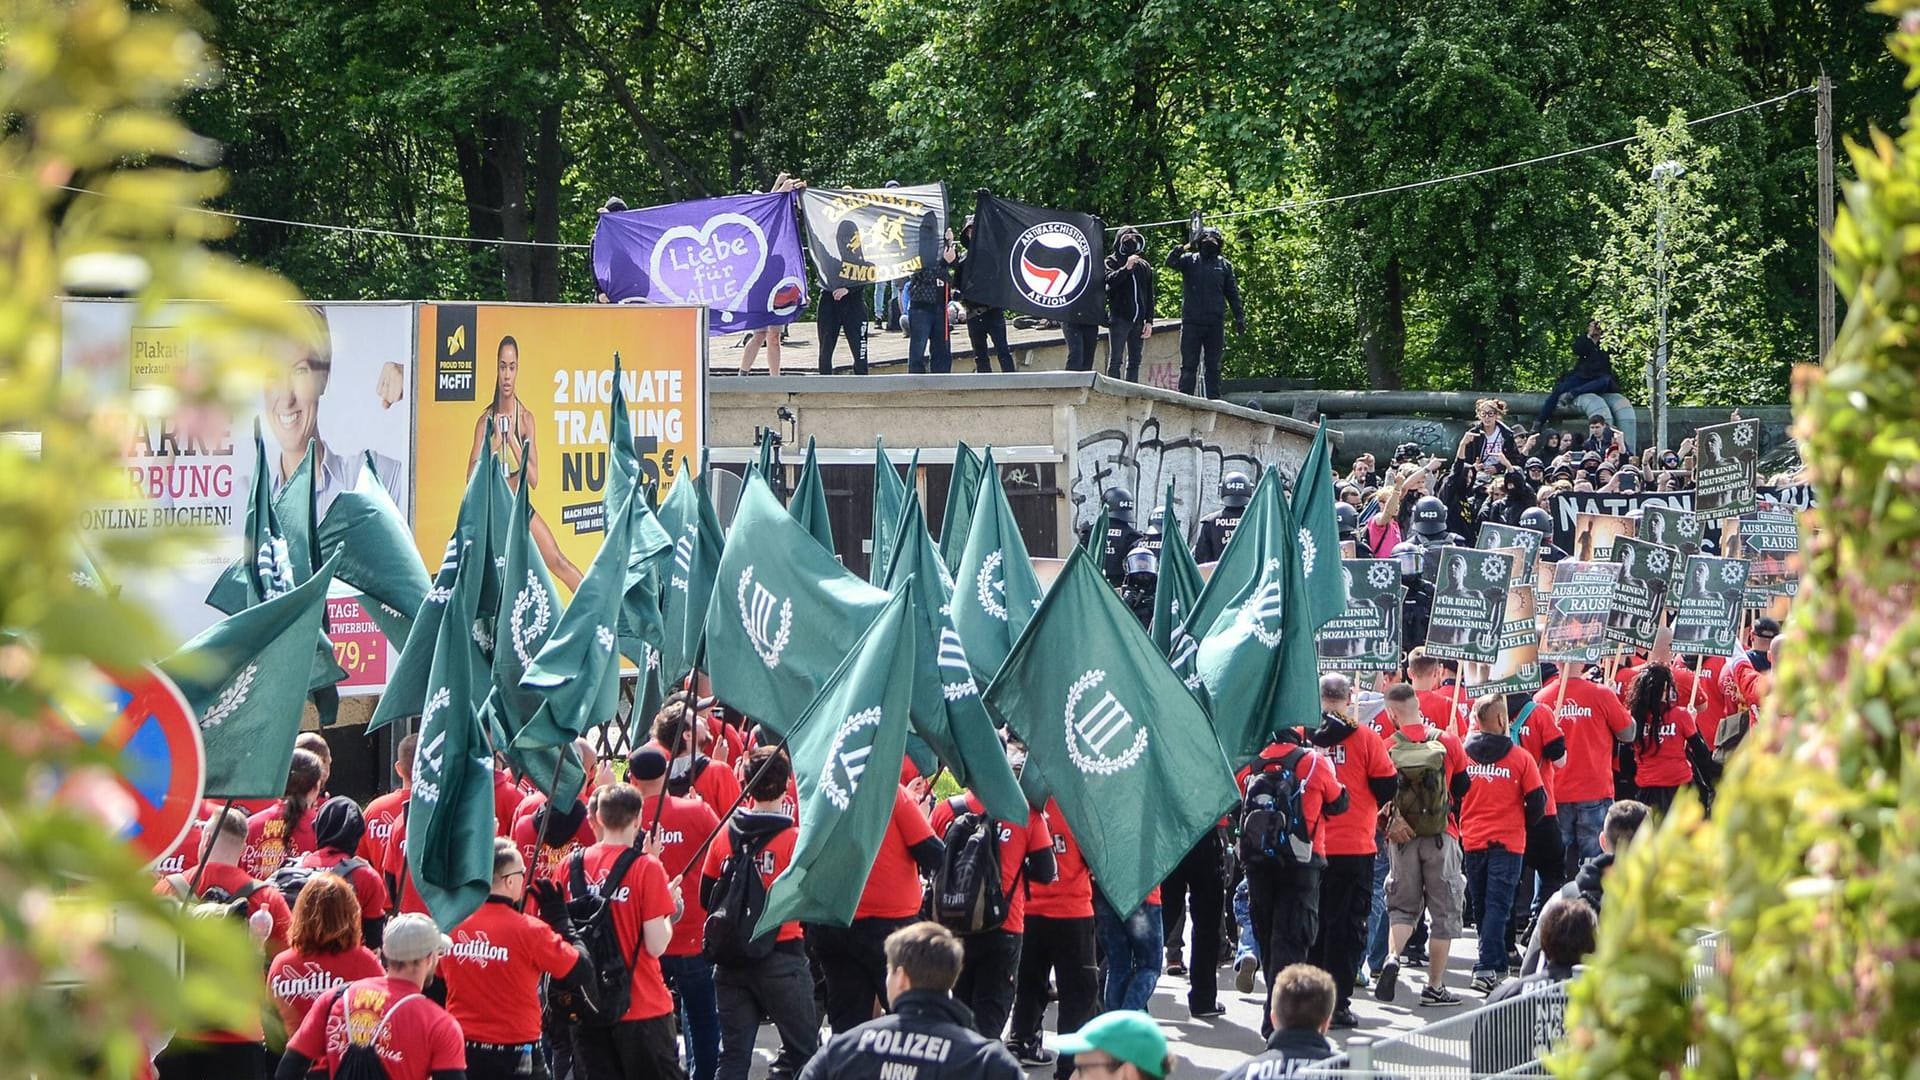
[555,846,646,1027]
[319,985,421,1080]
[1507,702,1538,746]
[1238,749,1317,868]
[269,855,370,911]
[932,797,1012,934]
[165,874,266,922]
[702,822,783,965]
[1389,730,1452,839]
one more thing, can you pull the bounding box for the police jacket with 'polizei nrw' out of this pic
[797,990,1023,1080]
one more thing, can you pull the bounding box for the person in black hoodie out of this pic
[1165,227,1244,399]
[798,922,1022,1080]
[1533,320,1622,432]
[1214,964,1338,1080]
[1105,227,1157,382]
[1519,800,1646,976]
[1307,675,1397,1029]
[954,215,1017,373]
[1454,695,1548,996]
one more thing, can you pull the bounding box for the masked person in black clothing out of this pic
[1105,227,1157,382]
[1119,544,1158,628]
[1394,541,1434,651]
[1194,470,1252,562]
[817,219,872,375]
[954,215,1016,373]
[1533,319,1621,432]
[798,922,1022,1080]
[1165,227,1245,399]
[1078,487,1143,586]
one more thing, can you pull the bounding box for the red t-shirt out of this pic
[296,846,390,920]
[1534,676,1632,803]
[1418,685,1472,739]
[655,744,741,820]
[510,816,586,886]
[1633,705,1698,788]
[639,794,722,956]
[855,786,937,921]
[570,842,676,1021]
[357,788,409,870]
[443,897,582,1044]
[1238,743,1346,857]
[243,803,317,878]
[267,946,383,1034]
[1508,701,1566,815]
[286,975,466,1080]
[702,814,804,943]
[1359,702,1399,743]
[155,863,292,1041]
[493,770,524,838]
[1025,798,1092,920]
[155,799,228,878]
[1458,743,1544,853]
[380,813,426,916]
[1319,726,1396,857]
[928,794,1052,934]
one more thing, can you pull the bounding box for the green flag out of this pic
[482,448,561,742]
[1290,423,1347,631]
[658,461,724,681]
[882,496,1028,821]
[986,548,1240,916]
[789,435,835,555]
[163,550,341,798]
[407,512,501,931]
[370,441,505,733]
[316,454,429,651]
[1190,467,1305,766]
[950,448,1045,687]
[758,588,918,932]
[938,441,984,572]
[1150,482,1204,659]
[869,439,909,585]
[518,487,636,752]
[704,475,891,738]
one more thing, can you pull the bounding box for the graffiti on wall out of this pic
[1071,416,1289,544]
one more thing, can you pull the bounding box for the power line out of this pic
[53,84,1815,250]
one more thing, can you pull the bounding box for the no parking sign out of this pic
[64,666,206,869]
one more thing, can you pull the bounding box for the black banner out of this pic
[1549,486,1813,553]
[799,184,948,289]
[963,192,1107,324]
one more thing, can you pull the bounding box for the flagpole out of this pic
[674,716,815,884]
[185,796,237,896]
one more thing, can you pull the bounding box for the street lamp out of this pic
[1651,159,1685,453]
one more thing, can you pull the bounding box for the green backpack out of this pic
[1389,730,1451,838]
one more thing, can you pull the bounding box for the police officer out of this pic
[1408,495,1463,549]
[1518,506,1569,562]
[1336,502,1371,558]
[1394,541,1434,652]
[1194,470,1252,562]
[1078,487,1143,586]
[1119,544,1157,629]
[1139,505,1168,562]
[797,922,1023,1080]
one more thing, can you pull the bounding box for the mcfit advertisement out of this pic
[800,183,948,289]
[413,303,705,597]
[965,192,1107,325]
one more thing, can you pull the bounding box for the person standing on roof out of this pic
[1165,227,1244,399]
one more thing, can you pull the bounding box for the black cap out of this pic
[600,196,627,214]
[628,746,669,781]
[1525,457,1544,470]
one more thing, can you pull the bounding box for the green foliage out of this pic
[1573,112,1789,409]
[1554,4,1920,1075]
[0,0,313,1073]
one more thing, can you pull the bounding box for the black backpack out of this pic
[1238,749,1318,868]
[555,846,645,1027]
[317,984,420,1080]
[932,797,1012,934]
[269,855,370,911]
[702,822,781,966]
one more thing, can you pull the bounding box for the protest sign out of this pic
[964,193,1107,324]
[1477,522,1543,586]
[1467,585,1540,695]
[413,304,705,599]
[800,184,948,289]
[1639,504,1704,557]
[591,192,809,334]
[1726,510,1800,605]
[1423,548,1512,663]
[1605,538,1677,650]
[1316,560,1405,673]
[1671,555,1751,656]
[1540,561,1620,664]
[1548,486,1813,553]
[64,300,414,691]
[1570,513,1636,564]
[1693,419,1761,519]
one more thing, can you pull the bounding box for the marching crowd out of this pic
[144,404,1784,1080]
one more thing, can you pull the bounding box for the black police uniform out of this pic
[1401,573,1434,652]
[1193,507,1243,563]
[796,990,1023,1080]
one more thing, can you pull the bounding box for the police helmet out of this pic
[1518,506,1553,535]
[1220,470,1254,508]
[1391,540,1427,578]
[1411,496,1450,538]
[1102,486,1136,524]
[1145,506,1167,538]
[1124,544,1158,580]
[1334,502,1358,535]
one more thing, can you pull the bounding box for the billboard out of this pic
[63,300,416,692]
[411,304,705,594]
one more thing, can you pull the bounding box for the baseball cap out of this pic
[628,746,669,781]
[382,914,451,963]
[1050,1011,1169,1077]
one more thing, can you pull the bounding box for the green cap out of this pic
[1049,1010,1169,1077]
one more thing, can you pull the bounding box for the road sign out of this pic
[68,667,206,869]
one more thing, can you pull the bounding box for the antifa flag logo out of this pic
[1010,223,1092,309]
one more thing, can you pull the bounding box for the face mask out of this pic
[1120,236,1142,256]
[1200,240,1221,256]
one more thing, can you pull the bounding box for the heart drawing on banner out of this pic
[648,212,768,312]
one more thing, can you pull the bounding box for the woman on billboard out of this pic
[265,305,407,516]
[467,335,584,591]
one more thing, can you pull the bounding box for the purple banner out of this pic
[591,192,809,334]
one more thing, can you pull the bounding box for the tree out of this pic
[1573,111,1786,446]
[0,1,313,1074]
[1554,7,1920,1075]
